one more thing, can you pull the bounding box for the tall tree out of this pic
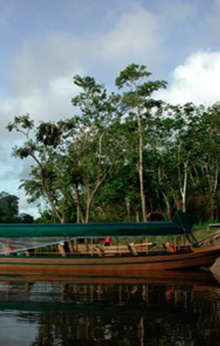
[7,115,69,223]
[115,64,167,221]
[169,103,208,213]
[70,75,121,223]
[199,102,220,219]
[7,76,122,223]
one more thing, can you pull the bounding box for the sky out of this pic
[0,0,219,217]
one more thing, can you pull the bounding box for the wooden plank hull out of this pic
[0,245,219,277]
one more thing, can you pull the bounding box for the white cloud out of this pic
[18,75,80,122]
[99,4,165,72]
[9,33,85,94]
[0,4,165,134]
[0,3,165,172]
[0,35,86,216]
[19,189,41,218]
[155,51,220,106]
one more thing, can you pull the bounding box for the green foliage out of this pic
[0,191,34,223]
[115,63,167,109]
[6,65,220,223]
[115,64,152,89]
[0,191,19,223]
[35,210,53,224]
[19,213,34,223]
[7,113,34,132]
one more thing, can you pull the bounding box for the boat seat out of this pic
[23,249,30,257]
[95,245,105,256]
[57,243,66,257]
[127,244,138,256]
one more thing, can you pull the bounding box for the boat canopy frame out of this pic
[0,211,194,239]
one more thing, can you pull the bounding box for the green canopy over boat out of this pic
[0,212,193,238]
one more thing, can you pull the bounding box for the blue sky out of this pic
[0,0,219,216]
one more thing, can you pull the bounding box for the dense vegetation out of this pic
[7,64,220,224]
[0,191,33,223]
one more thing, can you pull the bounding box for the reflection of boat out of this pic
[0,277,219,346]
[0,272,219,318]
[0,270,219,309]
[0,212,220,277]
[0,270,219,290]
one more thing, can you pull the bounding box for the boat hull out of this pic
[0,245,219,277]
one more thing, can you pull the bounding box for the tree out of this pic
[7,114,69,223]
[7,68,220,223]
[19,213,34,223]
[0,191,19,223]
[69,75,122,223]
[197,102,220,219]
[7,76,122,223]
[115,64,167,221]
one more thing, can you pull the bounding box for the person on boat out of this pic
[104,237,111,247]
[165,241,174,253]
[7,246,14,256]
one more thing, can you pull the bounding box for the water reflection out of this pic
[0,274,220,346]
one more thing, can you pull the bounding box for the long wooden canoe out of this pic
[0,211,219,277]
[0,245,219,277]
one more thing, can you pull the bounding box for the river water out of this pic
[0,272,220,346]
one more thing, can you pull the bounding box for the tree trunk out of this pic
[135,205,140,222]
[181,161,188,213]
[75,184,84,223]
[137,106,147,221]
[32,155,63,223]
[85,198,92,224]
[84,166,112,223]
[162,191,172,220]
[177,147,188,213]
[125,197,131,221]
[171,188,181,211]
[43,184,63,223]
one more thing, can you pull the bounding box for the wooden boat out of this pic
[0,211,219,277]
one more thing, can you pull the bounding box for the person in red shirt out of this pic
[104,237,111,247]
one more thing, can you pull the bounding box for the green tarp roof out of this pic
[0,212,192,238]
